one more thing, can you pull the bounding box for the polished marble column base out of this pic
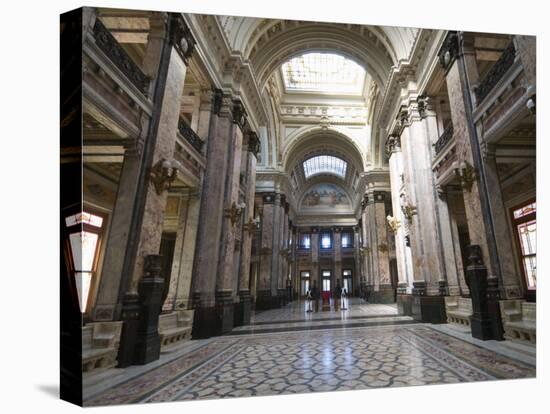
[215,291,234,334]
[397,294,413,316]
[470,316,494,340]
[233,291,251,327]
[278,288,288,307]
[191,304,218,339]
[369,285,395,304]
[412,295,447,324]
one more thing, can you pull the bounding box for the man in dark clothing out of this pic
[310,281,320,312]
[334,280,342,311]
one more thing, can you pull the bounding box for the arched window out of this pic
[281,52,366,95]
[303,155,347,179]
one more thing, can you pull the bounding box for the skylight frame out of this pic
[281,52,366,95]
[303,155,348,179]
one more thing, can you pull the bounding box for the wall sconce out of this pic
[454,160,477,192]
[150,158,181,195]
[378,241,389,253]
[243,216,261,234]
[386,215,401,233]
[225,201,246,225]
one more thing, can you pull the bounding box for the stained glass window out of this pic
[281,53,366,95]
[303,155,347,179]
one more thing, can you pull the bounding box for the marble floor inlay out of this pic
[84,301,536,406]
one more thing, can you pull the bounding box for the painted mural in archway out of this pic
[300,183,351,209]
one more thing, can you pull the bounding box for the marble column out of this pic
[372,192,393,303]
[422,101,462,296]
[161,191,201,311]
[92,147,143,321]
[116,13,196,365]
[271,194,283,305]
[333,228,342,298]
[439,32,518,298]
[353,226,362,297]
[386,136,414,314]
[256,193,276,309]
[236,130,259,324]
[397,99,449,322]
[191,92,236,338]
[89,10,158,322]
[311,228,320,289]
[215,100,246,333]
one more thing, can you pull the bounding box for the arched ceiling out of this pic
[284,129,365,205]
[219,17,418,92]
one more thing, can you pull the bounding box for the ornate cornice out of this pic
[169,13,196,63]
[438,31,459,74]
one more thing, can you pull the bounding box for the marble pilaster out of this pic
[191,93,236,337]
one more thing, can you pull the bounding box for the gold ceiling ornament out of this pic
[454,160,477,192]
[386,215,401,233]
[224,201,246,226]
[150,158,180,195]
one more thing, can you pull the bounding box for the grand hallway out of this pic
[58,6,537,407]
[83,300,535,406]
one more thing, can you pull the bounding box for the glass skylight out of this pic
[281,53,366,94]
[303,155,347,179]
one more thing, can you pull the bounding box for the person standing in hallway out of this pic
[334,280,342,311]
[310,281,320,312]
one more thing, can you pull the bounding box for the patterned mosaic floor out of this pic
[84,302,536,406]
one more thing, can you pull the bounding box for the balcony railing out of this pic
[93,18,150,94]
[178,117,204,153]
[474,42,516,104]
[434,124,454,155]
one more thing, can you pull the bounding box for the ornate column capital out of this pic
[438,31,459,74]
[385,134,401,157]
[245,128,260,157]
[232,99,248,131]
[169,13,195,63]
[212,88,233,116]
